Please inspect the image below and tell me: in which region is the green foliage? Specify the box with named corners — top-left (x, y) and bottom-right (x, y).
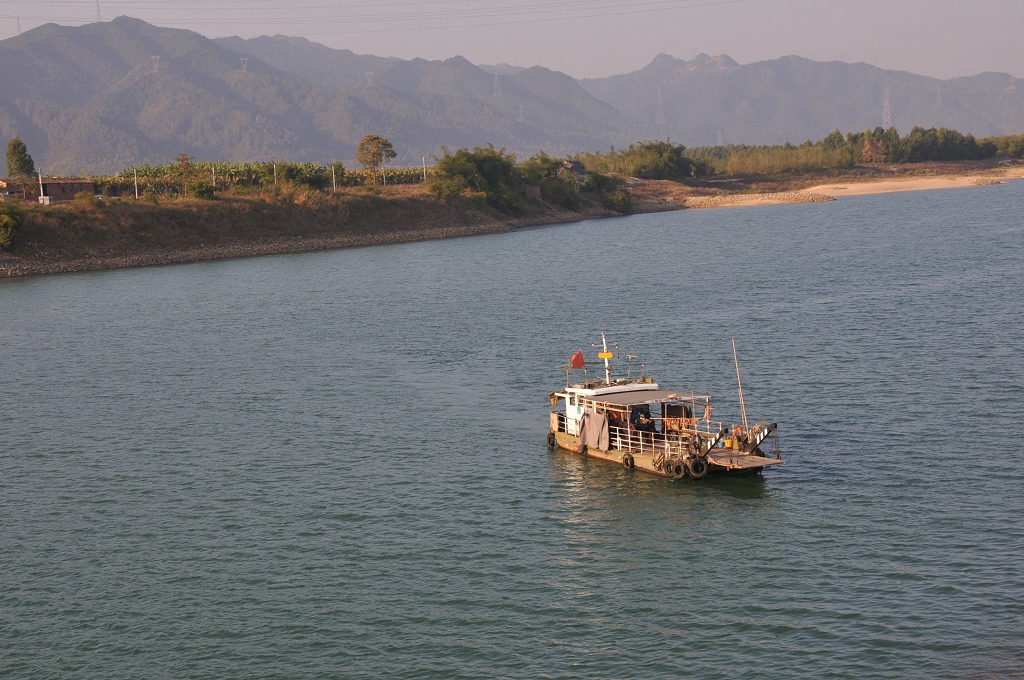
top-left (518, 152), bottom-right (563, 184)
top-left (356, 135), bottom-right (397, 184)
top-left (577, 141), bottom-right (697, 180)
top-left (428, 145), bottom-right (524, 214)
top-left (686, 126), bottom-right (1007, 176)
top-left (986, 135), bottom-right (1024, 158)
top-left (6, 137), bottom-right (36, 177)
top-left (689, 140), bottom-right (854, 175)
top-left (190, 180), bottom-right (217, 200)
top-left (0, 201), bottom-right (21, 249)
top-left (74, 191), bottom-right (102, 208)
top-left (582, 172), bottom-right (632, 213)
top-left (519, 152), bottom-right (581, 210)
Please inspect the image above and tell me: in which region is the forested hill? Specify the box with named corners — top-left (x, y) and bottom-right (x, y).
top-left (580, 53), bottom-right (1024, 146)
top-left (2, 17), bottom-right (1023, 174)
top-left (0, 17), bottom-right (644, 173)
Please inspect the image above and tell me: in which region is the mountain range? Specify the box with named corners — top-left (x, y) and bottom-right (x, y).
top-left (2, 16), bottom-right (1022, 175)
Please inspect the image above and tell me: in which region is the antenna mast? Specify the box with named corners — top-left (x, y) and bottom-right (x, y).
top-left (598, 333), bottom-right (613, 385)
top-left (732, 337), bottom-right (749, 430)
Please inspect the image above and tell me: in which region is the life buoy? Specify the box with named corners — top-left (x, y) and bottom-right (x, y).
top-left (547, 432), bottom-right (556, 449)
top-left (687, 456), bottom-right (708, 480)
top-left (622, 453), bottom-right (635, 469)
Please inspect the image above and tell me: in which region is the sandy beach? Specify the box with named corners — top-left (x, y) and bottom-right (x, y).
top-left (802, 167), bottom-right (1024, 197)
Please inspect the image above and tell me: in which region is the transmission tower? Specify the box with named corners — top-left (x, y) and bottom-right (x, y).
top-left (240, 57), bottom-right (248, 73)
top-left (882, 83), bottom-right (892, 129)
top-left (717, 130), bottom-right (724, 147)
top-left (366, 71), bottom-right (375, 86)
top-left (655, 88), bottom-right (665, 130)
top-left (151, 56), bottom-right (160, 74)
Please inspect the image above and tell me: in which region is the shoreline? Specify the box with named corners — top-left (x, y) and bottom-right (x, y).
top-left (2, 166), bottom-right (1021, 278)
top-left (677, 166), bottom-right (1024, 209)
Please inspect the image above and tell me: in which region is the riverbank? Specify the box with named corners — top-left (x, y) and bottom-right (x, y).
top-left (627, 161), bottom-right (1024, 210)
top-left (2, 162), bottom-right (1021, 278)
top-left (0, 187), bottom-right (614, 278)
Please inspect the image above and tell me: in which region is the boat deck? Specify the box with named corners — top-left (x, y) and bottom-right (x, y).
top-left (706, 451), bottom-right (784, 470)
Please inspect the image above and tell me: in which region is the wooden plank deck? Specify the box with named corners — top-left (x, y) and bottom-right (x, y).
top-left (707, 451), bottom-right (783, 470)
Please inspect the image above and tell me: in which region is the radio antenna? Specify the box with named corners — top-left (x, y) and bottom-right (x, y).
top-left (732, 337), bottom-right (749, 430)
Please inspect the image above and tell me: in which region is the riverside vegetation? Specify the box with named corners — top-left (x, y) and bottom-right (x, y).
top-left (2, 127), bottom-right (1023, 276)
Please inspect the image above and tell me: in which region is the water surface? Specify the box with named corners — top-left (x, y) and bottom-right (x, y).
top-left (2, 184), bottom-right (1023, 678)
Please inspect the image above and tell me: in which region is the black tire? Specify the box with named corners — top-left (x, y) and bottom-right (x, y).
top-left (687, 456), bottom-right (708, 480)
top-left (579, 444), bottom-right (588, 456)
top-left (622, 453), bottom-right (635, 469)
top-left (668, 457), bottom-right (688, 480)
top-left (546, 432), bottom-right (556, 449)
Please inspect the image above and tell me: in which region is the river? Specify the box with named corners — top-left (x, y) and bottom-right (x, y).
top-left (2, 183), bottom-right (1022, 678)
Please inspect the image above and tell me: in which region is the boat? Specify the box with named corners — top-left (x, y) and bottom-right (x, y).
top-left (546, 335), bottom-right (781, 479)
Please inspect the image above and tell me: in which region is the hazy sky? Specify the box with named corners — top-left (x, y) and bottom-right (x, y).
top-left (2, 0), bottom-right (1022, 80)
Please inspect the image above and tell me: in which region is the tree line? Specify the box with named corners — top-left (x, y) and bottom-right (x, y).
top-left (685, 128), bottom-right (1024, 177)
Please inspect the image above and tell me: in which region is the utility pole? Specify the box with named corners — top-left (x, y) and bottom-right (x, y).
top-left (134, 168), bottom-right (138, 199)
top-left (95, 0), bottom-right (101, 23)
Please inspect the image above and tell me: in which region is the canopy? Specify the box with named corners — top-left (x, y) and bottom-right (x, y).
top-left (577, 390), bottom-right (712, 408)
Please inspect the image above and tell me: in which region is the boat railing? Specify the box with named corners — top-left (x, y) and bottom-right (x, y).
top-left (610, 425), bottom-right (697, 457)
top-left (551, 410), bottom-right (744, 457)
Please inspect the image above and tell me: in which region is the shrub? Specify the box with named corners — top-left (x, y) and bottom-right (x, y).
top-left (75, 191), bottom-right (102, 208)
top-left (0, 202), bottom-right (22, 249)
top-left (190, 180), bottom-right (217, 200)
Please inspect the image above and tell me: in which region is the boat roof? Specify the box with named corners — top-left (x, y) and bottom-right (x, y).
top-left (576, 389), bottom-right (712, 407)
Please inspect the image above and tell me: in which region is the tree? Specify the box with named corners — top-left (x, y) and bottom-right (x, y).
top-left (6, 137), bottom-right (35, 177)
top-left (356, 135), bottom-right (396, 185)
top-left (428, 145), bottom-right (523, 214)
top-left (173, 152), bottom-right (196, 197)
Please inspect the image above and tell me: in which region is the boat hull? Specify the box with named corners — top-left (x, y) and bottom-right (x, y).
top-left (550, 431), bottom-right (780, 478)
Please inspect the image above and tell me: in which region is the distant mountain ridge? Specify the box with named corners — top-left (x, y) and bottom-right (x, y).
top-left (1, 17), bottom-right (1022, 174)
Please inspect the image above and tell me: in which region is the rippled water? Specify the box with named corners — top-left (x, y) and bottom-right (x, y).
top-left (2, 184), bottom-right (1023, 678)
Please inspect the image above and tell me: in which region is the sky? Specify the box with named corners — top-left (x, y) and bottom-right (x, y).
top-left (2, 0), bottom-right (1022, 80)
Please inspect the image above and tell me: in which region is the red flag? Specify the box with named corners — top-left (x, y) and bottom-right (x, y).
top-left (570, 350), bottom-right (585, 369)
